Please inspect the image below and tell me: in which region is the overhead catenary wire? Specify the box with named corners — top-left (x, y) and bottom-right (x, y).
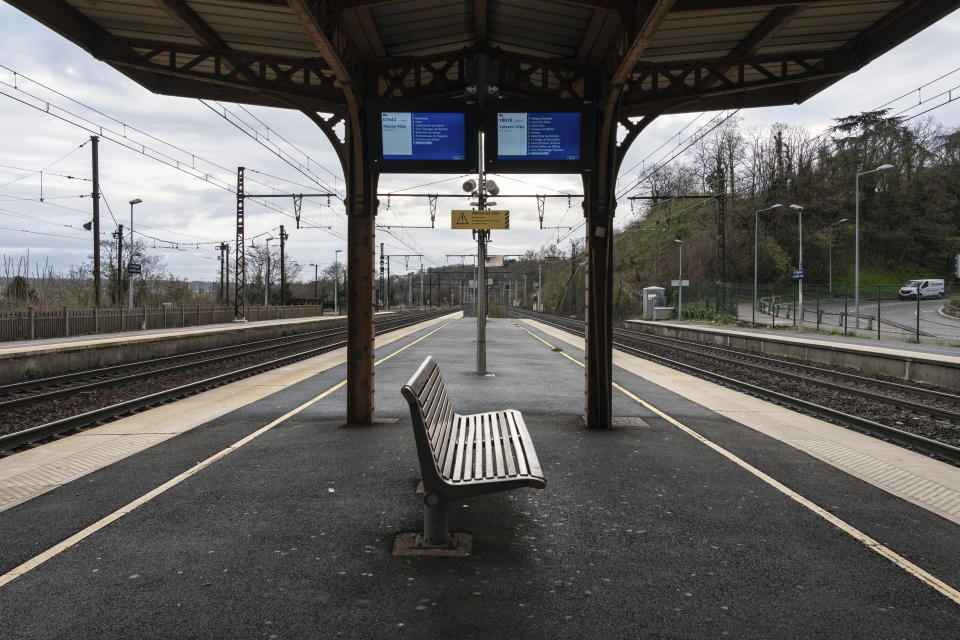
top-left (0, 66), bottom-right (333, 231)
top-left (201, 99), bottom-right (343, 198)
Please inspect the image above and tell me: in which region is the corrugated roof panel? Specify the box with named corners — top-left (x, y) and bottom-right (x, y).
top-left (373, 0), bottom-right (473, 56)
top-left (70, 0), bottom-right (194, 42)
top-left (489, 0), bottom-right (592, 57)
top-left (643, 8), bottom-right (768, 62)
top-left (756, 1), bottom-right (902, 56)
top-left (188, 1), bottom-right (318, 57)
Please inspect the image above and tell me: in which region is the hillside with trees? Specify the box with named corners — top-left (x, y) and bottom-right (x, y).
top-left (612, 110), bottom-right (960, 294)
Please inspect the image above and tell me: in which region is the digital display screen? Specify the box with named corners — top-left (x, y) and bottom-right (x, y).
top-left (497, 112), bottom-right (581, 161)
top-left (381, 112), bottom-right (465, 161)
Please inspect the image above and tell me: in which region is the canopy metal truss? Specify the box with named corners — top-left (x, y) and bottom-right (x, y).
top-left (8, 0), bottom-right (956, 428)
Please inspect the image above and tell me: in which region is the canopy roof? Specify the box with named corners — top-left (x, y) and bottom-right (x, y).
top-left (7, 1), bottom-right (957, 118)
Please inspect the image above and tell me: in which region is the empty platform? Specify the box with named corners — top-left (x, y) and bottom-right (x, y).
top-left (0, 315), bottom-right (958, 638)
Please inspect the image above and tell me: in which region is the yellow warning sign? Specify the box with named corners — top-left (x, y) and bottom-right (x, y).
top-left (451, 209), bottom-right (510, 230)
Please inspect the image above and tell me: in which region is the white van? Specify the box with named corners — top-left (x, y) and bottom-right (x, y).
top-left (898, 278), bottom-right (945, 300)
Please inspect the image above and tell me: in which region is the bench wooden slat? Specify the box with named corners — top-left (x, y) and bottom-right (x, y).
top-left (492, 412), bottom-right (506, 478)
top-left (511, 410), bottom-right (543, 479)
top-left (406, 358), bottom-right (436, 398)
top-left (506, 411), bottom-right (529, 476)
top-left (421, 369), bottom-right (443, 432)
top-left (451, 415), bottom-right (467, 481)
top-left (454, 416), bottom-right (477, 480)
top-left (435, 393), bottom-right (454, 466)
top-left (500, 412), bottom-right (518, 477)
top-left (481, 413), bottom-right (492, 479)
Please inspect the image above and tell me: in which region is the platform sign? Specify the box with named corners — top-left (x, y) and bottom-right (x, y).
top-left (485, 255), bottom-right (504, 267)
top-left (127, 262), bottom-right (142, 274)
top-left (670, 279), bottom-right (689, 286)
top-left (381, 112), bottom-right (465, 161)
top-left (451, 209), bottom-right (510, 230)
top-left (791, 268), bottom-right (805, 281)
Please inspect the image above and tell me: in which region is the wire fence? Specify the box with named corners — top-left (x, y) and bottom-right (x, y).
top-left (0, 304), bottom-right (333, 342)
top-left (533, 278), bottom-right (959, 342)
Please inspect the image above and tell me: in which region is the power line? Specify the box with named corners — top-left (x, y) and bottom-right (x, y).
top-left (201, 100), bottom-right (342, 197)
top-left (0, 66), bottom-right (331, 230)
top-left (617, 109), bottom-right (742, 199)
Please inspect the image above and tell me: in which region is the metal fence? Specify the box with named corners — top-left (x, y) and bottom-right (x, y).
top-left (612, 280), bottom-right (959, 341)
top-left (0, 304), bottom-right (334, 342)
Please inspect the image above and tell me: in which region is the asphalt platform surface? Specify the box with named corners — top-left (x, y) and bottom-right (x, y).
top-left (1, 316), bottom-right (958, 638)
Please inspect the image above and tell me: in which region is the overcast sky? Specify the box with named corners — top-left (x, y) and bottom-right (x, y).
top-left (0, 4), bottom-right (958, 283)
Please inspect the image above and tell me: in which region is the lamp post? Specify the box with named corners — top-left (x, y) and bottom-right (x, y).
top-left (673, 238), bottom-right (683, 320)
top-left (753, 203), bottom-right (783, 325)
top-left (789, 204), bottom-right (804, 331)
top-left (309, 263), bottom-right (318, 300)
top-left (828, 218), bottom-right (848, 294)
top-left (264, 237), bottom-right (274, 306)
top-left (855, 164), bottom-right (893, 329)
top-left (127, 198), bottom-right (142, 310)
top-left (334, 249), bottom-right (342, 315)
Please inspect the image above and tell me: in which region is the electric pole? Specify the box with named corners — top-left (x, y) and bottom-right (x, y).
top-left (113, 224), bottom-right (124, 305)
top-left (379, 242), bottom-right (385, 311)
top-left (90, 135), bottom-right (101, 306)
top-left (279, 225), bottom-right (288, 305)
top-left (222, 243), bottom-right (230, 306)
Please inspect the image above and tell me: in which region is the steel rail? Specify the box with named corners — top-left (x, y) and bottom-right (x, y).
top-left (611, 329), bottom-right (960, 423)
top-left (0, 311), bottom-right (449, 453)
top-left (0, 319), bottom-right (351, 398)
top-left (615, 325), bottom-right (958, 404)
top-left (507, 309), bottom-right (960, 465)
top-left (0, 322), bottom-right (359, 411)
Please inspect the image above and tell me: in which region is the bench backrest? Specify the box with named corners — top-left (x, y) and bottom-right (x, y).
top-left (401, 357), bottom-right (455, 483)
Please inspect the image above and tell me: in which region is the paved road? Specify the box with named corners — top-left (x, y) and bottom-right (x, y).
top-left (738, 298), bottom-right (960, 342)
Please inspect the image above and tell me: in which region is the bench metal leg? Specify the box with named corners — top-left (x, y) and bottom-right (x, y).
top-left (422, 491), bottom-right (451, 547)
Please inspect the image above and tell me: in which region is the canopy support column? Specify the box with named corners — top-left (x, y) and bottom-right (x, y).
top-left (582, 107), bottom-right (619, 430)
top-left (345, 122), bottom-right (379, 425)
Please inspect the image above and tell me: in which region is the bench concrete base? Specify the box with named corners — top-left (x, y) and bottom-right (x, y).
top-left (392, 532), bottom-right (473, 557)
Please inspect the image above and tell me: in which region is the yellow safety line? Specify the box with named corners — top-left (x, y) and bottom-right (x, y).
top-left (0, 318), bottom-right (458, 589)
top-left (512, 320), bottom-right (960, 607)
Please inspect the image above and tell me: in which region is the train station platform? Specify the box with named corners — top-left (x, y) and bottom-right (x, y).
top-left (0, 313), bottom-right (353, 385)
top-left (1, 315), bottom-right (958, 637)
top-left (627, 319), bottom-right (960, 389)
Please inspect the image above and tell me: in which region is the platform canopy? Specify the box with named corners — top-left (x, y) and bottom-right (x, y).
top-left (9, 0), bottom-right (956, 429)
top-left (8, 1), bottom-right (957, 122)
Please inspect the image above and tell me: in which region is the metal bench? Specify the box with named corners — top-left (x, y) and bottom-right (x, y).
top-left (400, 356), bottom-right (546, 549)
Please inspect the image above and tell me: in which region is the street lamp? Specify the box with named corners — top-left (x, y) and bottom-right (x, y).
top-left (334, 249), bottom-right (342, 315)
top-left (674, 238), bottom-right (683, 321)
top-left (855, 164), bottom-right (894, 329)
top-left (309, 263), bottom-right (319, 300)
top-left (828, 218), bottom-right (849, 294)
top-left (128, 198), bottom-right (142, 310)
top-left (264, 236), bottom-right (275, 306)
top-left (753, 203), bottom-right (783, 325)
top-left (789, 204), bottom-right (804, 331)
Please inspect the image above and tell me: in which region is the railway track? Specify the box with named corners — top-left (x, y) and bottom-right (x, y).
top-left (0, 310), bottom-right (449, 453)
top-left (508, 308), bottom-right (960, 465)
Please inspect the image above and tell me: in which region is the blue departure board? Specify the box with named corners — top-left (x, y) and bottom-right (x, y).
top-left (496, 112), bottom-right (582, 161)
top-left (381, 112), bottom-right (466, 161)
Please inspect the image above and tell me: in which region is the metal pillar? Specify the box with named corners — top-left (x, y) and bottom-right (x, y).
top-left (234, 167), bottom-right (246, 320)
top-left (581, 109), bottom-right (617, 429)
top-left (279, 225), bottom-right (288, 305)
top-left (114, 223), bottom-right (123, 304)
top-left (90, 136), bottom-right (101, 307)
top-left (345, 120), bottom-right (377, 424)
